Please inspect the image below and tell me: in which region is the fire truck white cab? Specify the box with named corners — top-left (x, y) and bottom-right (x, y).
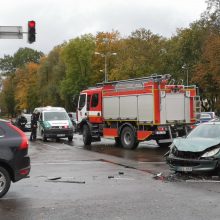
top-left (77, 74), bottom-right (200, 149)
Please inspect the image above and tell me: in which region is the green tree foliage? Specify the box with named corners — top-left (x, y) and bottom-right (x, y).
top-left (110, 28), bottom-right (168, 80)
top-left (166, 21), bottom-right (209, 82)
top-left (0, 48), bottom-right (44, 75)
top-left (61, 34), bottom-right (95, 110)
top-left (38, 45), bottom-right (66, 108)
top-left (13, 47), bottom-right (44, 67)
top-left (1, 75), bottom-right (16, 116)
top-left (201, 0), bottom-right (220, 31)
top-left (0, 55), bottom-right (15, 74)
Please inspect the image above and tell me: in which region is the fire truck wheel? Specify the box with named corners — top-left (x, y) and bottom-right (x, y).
top-left (83, 125), bottom-right (92, 146)
top-left (120, 126), bottom-right (137, 150)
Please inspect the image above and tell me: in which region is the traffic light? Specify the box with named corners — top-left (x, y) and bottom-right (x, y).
top-left (28, 20), bottom-right (36, 43)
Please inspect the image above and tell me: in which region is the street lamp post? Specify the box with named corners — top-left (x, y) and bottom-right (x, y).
top-left (95, 52), bottom-right (117, 82)
top-left (182, 64), bottom-right (189, 86)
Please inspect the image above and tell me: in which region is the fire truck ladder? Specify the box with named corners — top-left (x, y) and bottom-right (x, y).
top-left (194, 96), bottom-right (201, 118)
top-left (97, 74), bottom-right (171, 86)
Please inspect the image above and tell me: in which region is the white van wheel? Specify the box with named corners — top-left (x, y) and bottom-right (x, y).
top-left (42, 132), bottom-right (47, 142)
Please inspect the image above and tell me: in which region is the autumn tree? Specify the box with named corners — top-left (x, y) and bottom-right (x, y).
top-left (14, 62), bottom-right (40, 112)
top-left (192, 33), bottom-right (220, 113)
top-left (110, 28), bottom-right (168, 80)
top-left (92, 31), bottom-right (120, 83)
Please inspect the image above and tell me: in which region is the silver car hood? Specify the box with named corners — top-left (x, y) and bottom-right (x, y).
top-left (173, 138), bottom-right (220, 152)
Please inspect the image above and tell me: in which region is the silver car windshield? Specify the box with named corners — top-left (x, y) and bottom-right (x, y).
top-left (187, 124), bottom-right (220, 139)
top-left (44, 112), bottom-right (69, 121)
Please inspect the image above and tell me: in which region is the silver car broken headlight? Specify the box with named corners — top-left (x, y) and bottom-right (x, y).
top-left (201, 148), bottom-right (220, 158)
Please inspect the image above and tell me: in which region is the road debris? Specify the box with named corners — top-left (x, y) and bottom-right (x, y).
top-left (108, 176), bottom-right (114, 179)
top-left (48, 177), bottom-right (61, 181)
top-left (46, 177), bottom-right (85, 184)
top-left (153, 173), bottom-right (165, 181)
top-left (113, 177), bottom-right (135, 181)
top-left (154, 171), bottom-right (220, 183)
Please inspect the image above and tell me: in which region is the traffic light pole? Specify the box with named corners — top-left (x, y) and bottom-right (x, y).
top-left (0, 21), bottom-right (36, 43)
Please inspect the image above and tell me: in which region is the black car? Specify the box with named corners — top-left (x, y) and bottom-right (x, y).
top-left (14, 114), bottom-right (32, 132)
top-left (0, 119), bottom-right (30, 198)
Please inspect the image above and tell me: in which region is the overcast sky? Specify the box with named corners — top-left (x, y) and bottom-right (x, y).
top-left (0, 0), bottom-right (207, 58)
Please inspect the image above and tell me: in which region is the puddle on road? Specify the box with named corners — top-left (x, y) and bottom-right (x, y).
top-left (80, 142), bottom-right (169, 163)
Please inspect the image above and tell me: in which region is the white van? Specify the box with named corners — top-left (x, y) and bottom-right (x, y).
top-left (33, 106), bottom-right (74, 141)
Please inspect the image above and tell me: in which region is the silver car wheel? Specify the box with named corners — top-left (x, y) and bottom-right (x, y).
top-left (0, 171), bottom-right (7, 193)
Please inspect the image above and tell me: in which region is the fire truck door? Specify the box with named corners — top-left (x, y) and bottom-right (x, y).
top-left (89, 93), bottom-right (102, 122)
top-left (77, 93), bottom-right (90, 123)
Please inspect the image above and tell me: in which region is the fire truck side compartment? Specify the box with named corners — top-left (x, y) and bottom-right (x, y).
top-left (160, 93), bottom-right (191, 124)
top-left (103, 94), bottom-right (154, 122)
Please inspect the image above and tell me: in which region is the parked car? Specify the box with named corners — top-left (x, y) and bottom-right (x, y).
top-left (14, 114), bottom-right (32, 132)
top-left (166, 120), bottom-right (220, 174)
top-left (0, 119), bottom-right (30, 198)
top-left (33, 106), bottom-right (74, 142)
top-left (68, 112), bottom-right (77, 132)
top-left (196, 112), bottom-right (216, 124)
top-left (22, 114), bottom-right (32, 131)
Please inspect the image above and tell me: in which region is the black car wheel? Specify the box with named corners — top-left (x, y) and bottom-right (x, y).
top-left (0, 167), bottom-right (11, 198)
top-left (68, 136), bottom-right (73, 142)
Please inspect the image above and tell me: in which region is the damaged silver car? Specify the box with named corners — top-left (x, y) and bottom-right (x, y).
top-left (166, 120), bottom-right (220, 174)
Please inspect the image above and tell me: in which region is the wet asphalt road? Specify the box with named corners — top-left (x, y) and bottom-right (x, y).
top-left (0, 133), bottom-right (220, 220)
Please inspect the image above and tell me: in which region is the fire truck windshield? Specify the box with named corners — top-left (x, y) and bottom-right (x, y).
top-left (79, 94), bottom-right (86, 110)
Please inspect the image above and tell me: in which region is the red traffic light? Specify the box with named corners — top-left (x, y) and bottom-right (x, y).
top-left (28, 20), bottom-right (36, 44)
top-left (28, 21), bottom-right (35, 28)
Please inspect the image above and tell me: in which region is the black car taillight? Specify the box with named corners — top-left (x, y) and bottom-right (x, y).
top-left (8, 123), bottom-right (29, 150)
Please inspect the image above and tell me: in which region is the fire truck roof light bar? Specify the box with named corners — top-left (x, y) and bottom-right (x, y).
top-left (96, 74), bottom-right (171, 86)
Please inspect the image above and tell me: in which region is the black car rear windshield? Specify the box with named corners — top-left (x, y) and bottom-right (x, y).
top-left (44, 112), bottom-right (69, 121)
top-left (187, 124), bottom-right (220, 139)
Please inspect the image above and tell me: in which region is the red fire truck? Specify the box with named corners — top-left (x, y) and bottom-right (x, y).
top-left (77, 74), bottom-right (200, 149)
